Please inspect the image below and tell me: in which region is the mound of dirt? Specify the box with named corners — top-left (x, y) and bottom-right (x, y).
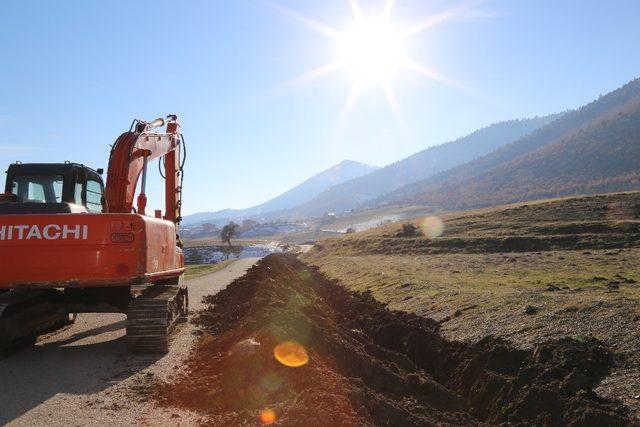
top-left (155, 255), bottom-right (634, 426)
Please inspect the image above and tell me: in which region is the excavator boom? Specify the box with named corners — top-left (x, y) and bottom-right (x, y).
top-left (106, 115), bottom-right (183, 222)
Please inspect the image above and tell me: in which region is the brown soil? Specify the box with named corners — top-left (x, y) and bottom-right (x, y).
top-left (155, 254), bottom-right (635, 426)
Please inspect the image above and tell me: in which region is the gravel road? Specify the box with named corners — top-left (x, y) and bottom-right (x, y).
top-left (0, 257), bottom-right (259, 426)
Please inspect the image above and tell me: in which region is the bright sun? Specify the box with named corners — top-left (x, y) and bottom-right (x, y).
top-left (339, 18), bottom-right (405, 85)
top-left (278, 0), bottom-right (476, 120)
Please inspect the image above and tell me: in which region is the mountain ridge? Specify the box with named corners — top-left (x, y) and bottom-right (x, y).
top-left (275, 114), bottom-right (560, 219)
top-left (381, 78), bottom-right (640, 210)
top-left (182, 159), bottom-right (378, 225)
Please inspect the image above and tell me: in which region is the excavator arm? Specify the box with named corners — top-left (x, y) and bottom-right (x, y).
top-left (105, 115), bottom-right (183, 223)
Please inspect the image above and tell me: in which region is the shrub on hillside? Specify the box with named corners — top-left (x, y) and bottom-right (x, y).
top-left (396, 223), bottom-right (422, 237)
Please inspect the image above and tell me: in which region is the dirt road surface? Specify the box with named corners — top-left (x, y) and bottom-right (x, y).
top-left (0, 257), bottom-right (259, 426)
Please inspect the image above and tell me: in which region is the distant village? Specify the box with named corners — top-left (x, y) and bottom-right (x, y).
top-left (181, 219), bottom-right (308, 240)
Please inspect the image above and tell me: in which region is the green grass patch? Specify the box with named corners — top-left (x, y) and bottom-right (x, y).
top-left (185, 260), bottom-right (234, 279)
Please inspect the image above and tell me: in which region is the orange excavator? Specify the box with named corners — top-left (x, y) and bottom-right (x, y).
top-left (0, 115), bottom-right (187, 353)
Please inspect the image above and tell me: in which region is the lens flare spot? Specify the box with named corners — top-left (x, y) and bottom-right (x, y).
top-left (274, 341), bottom-right (309, 367)
top-left (421, 216), bottom-right (445, 239)
top-left (259, 408), bottom-right (277, 425)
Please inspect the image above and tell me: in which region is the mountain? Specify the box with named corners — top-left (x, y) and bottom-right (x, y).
top-left (382, 78), bottom-right (640, 210)
top-left (182, 160), bottom-right (378, 225)
top-left (277, 115), bottom-right (559, 219)
top-left (180, 208), bottom-right (241, 227)
top-left (252, 160), bottom-right (378, 214)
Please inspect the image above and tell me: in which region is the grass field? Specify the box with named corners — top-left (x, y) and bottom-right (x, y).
top-left (184, 260), bottom-right (235, 279)
top-left (301, 191), bottom-right (640, 415)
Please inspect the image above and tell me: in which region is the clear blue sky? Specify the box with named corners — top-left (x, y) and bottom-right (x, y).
top-left (2, 0), bottom-right (639, 214)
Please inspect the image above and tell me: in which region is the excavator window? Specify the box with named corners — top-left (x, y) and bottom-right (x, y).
top-left (10, 174), bottom-right (64, 203)
top-left (70, 169), bottom-right (105, 212)
top-left (86, 179), bottom-right (103, 213)
top-left (3, 164), bottom-right (105, 214)
top-left (74, 182), bottom-right (83, 205)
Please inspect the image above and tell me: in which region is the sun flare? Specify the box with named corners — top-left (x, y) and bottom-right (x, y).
top-left (339, 18), bottom-right (405, 85)
top-left (277, 0), bottom-right (480, 121)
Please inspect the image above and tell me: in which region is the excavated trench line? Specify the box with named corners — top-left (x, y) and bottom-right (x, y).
top-left (155, 254), bottom-right (635, 426)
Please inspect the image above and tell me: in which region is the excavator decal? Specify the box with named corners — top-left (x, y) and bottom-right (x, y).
top-left (0, 224), bottom-right (89, 240)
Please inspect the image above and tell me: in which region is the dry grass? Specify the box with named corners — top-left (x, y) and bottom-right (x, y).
top-left (301, 191), bottom-right (640, 416)
top-left (315, 192), bottom-right (640, 256)
top-left (184, 260), bottom-right (234, 279)
top-left (303, 249), bottom-right (639, 328)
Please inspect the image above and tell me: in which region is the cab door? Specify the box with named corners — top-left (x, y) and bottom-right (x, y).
top-left (85, 172), bottom-right (104, 213)
top-left (72, 168), bottom-right (105, 213)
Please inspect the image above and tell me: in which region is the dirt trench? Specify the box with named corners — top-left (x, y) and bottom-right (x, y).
top-left (155, 254), bottom-right (635, 426)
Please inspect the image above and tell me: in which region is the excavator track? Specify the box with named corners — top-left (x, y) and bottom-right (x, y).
top-left (126, 284), bottom-right (188, 353)
top-left (0, 290), bottom-right (75, 354)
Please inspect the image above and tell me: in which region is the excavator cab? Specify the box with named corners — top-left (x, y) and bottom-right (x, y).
top-left (1, 163), bottom-right (105, 215)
